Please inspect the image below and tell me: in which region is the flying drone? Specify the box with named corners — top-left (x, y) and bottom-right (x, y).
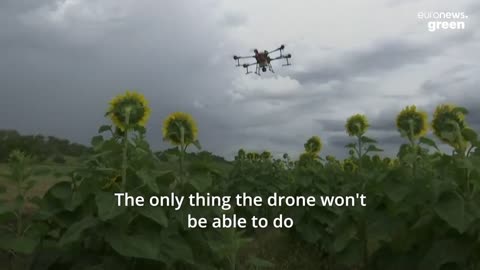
top-left (233, 45), bottom-right (292, 75)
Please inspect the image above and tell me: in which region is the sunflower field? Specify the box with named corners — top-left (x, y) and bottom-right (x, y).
top-left (0, 91), bottom-right (479, 270)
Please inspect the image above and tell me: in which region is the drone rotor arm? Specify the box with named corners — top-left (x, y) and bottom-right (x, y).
top-left (268, 44), bottom-right (286, 55)
top-left (268, 56), bottom-right (285, 62)
top-left (236, 55), bottom-right (256, 59)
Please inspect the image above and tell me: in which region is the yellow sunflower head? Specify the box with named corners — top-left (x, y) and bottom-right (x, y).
top-left (107, 91), bottom-right (150, 131)
top-left (304, 136), bottom-right (322, 154)
top-left (383, 157), bottom-right (392, 167)
top-left (345, 114), bottom-right (369, 137)
top-left (396, 105), bottom-right (429, 139)
top-left (162, 112), bottom-right (198, 146)
top-left (431, 104), bottom-right (467, 147)
top-left (260, 151), bottom-right (272, 160)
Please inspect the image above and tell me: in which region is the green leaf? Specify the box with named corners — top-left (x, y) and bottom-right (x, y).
top-left (419, 239), bottom-right (470, 270)
top-left (91, 135), bottom-right (104, 148)
top-left (452, 106), bottom-right (469, 115)
top-left (189, 173), bottom-right (212, 192)
top-left (419, 137), bottom-right (439, 151)
top-left (440, 131), bottom-right (456, 143)
top-left (46, 181), bottom-right (72, 202)
top-left (335, 239), bottom-right (363, 267)
top-left (0, 234), bottom-right (39, 254)
top-left (294, 221), bottom-right (322, 244)
top-left (136, 170), bottom-right (159, 193)
top-left (345, 143), bottom-right (356, 148)
top-left (0, 203), bottom-right (14, 215)
top-left (96, 192), bottom-right (126, 221)
top-left (192, 140), bottom-right (202, 150)
top-left (456, 158), bottom-right (474, 170)
top-left (247, 256), bottom-right (275, 268)
top-left (98, 125), bottom-right (112, 134)
top-left (360, 136), bottom-right (377, 144)
top-left (105, 231), bottom-right (163, 261)
top-left (366, 145), bottom-right (383, 152)
top-left (136, 206), bottom-right (168, 227)
top-left (462, 128), bottom-right (478, 143)
top-left (0, 185), bottom-right (6, 194)
top-left (383, 179), bottom-right (410, 203)
top-left (58, 217), bottom-right (98, 246)
top-left (105, 229), bottom-right (194, 265)
top-left (333, 223), bottom-right (357, 252)
top-left (434, 191), bottom-right (468, 233)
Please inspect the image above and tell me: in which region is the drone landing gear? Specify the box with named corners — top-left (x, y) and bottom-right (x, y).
top-left (282, 54), bottom-right (292, 67)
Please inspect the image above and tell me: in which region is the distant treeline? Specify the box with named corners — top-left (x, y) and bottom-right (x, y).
top-left (0, 129), bottom-right (90, 162)
top-left (156, 148), bottom-right (229, 164)
top-left (0, 129), bottom-right (228, 164)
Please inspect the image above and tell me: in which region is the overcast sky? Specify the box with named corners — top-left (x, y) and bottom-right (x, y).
top-left (0, 0), bottom-right (479, 159)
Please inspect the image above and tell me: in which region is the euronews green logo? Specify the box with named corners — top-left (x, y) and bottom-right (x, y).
top-left (418, 11), bottom-right (468, 32)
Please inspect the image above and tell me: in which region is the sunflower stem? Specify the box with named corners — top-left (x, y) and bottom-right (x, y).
top-left (357, 135), bottom-right (363, 159)
top-left (121, 110), bottom-right (131, 192)
top-left (179, 126), bottom-right (185, 185)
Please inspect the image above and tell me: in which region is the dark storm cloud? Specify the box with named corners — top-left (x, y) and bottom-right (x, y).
top-left (294, 32), bottom-right (474, 85)
top-left (419, 70), bottom-right (480, 130)
top-left (0, 0), bottom-right (232, 152)
top-left (0, 0), bottom-right (478, 160)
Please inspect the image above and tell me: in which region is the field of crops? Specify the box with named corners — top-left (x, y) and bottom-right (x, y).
top-left (0, 92), bottom-right (479, 270)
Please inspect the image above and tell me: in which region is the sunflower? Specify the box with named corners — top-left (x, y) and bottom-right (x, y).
top-left (107, 91), bottom-right (150, 131)
top-left (260, 151), bottom-right (272, 160)
top-left (304, 136), bottom-right (322, 154)
top-left (237, 149), bottom-right (246, 160)
top-left (298, 152), bottom-right (316, 166)
top-left (345, 114), bottom-right (369, 137)
top-left (343, 159), bottom-right (357, 173)
top-left (431, 104), bottom-right (467, 147)
top-left (396, 105), bottom-right (429, 139)
top-left (163, 112), bottom-right (198, 146)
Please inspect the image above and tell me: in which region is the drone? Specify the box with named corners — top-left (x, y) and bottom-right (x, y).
top-left (233, 45), bottom-right (292, 75)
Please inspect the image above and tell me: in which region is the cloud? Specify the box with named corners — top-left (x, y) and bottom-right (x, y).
top-left (219, 11), bottom-right (247, 27)
top-left (0, 0), bottom-right (478, 160)
top-left (229, 76), bottom-right (301, 101)
top-left (294, 32), bottom-right (474, 86)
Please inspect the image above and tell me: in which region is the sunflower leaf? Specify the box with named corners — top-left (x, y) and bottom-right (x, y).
top-left (365, 145), bottom-right (383, 153)
top-left (98, 125), bottom-right (112, 134)
top-left (192, 140), bottom-right (202, 150)
top-left (345, 143), bottom-right (356, 149)
top-left (452, 107), bottom-right (469, 115)
top-left (360, 136), bottom-right (377, 144)
top-left (462, 128), bottom-right (478, 143)
top-left (419, 137), bottom-right (439, 151)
